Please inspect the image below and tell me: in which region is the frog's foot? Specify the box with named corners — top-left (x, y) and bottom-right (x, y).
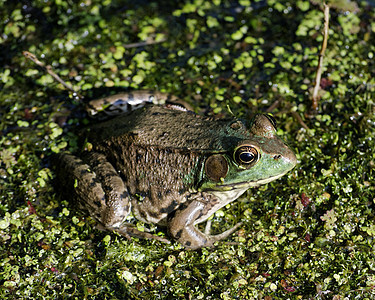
top-left (109, 225), bottom-right (171, 244)
top-left (169, 201), bottom-right (242, 250)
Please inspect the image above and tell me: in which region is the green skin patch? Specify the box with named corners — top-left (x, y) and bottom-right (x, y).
top-left (199, 149), bottom-right (295, 192)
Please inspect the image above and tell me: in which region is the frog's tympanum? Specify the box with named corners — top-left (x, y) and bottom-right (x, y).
top-left (56, 94), bottom-right (297, 249)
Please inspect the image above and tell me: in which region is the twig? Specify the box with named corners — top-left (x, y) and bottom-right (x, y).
top-left (22, 51), bottom-right (84, 99)
top-left (123, 37), bottom-right (167, 49)
top-left (291, 111), bottom-right (309, 130)
top-left (265, 99), bottom-right (281, 113)
top-left (311, 3), bottom-right (330, 111)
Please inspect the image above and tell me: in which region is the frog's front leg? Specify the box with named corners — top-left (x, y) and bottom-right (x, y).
top-left (168, 200), bottom-right (242, 250)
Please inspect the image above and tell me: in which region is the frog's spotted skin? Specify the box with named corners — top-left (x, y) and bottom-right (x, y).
top-left (56, 93), bottom-right (297, 249)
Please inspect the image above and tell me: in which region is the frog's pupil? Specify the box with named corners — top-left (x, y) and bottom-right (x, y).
top-left (240, 152), bottom-right (254, 163)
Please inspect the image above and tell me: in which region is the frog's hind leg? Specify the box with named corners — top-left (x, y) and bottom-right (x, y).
top-left (55, 152), bottom-right (130, 230)
top-left (86, 90), bottom-right (191, 119)
top-left (55, 152), bottom-right (171, 244)
top-left (81, 152), bottom-right (132, 227)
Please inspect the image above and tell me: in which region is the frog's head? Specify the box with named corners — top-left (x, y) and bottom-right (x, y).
top-left (200, 114), bottom-right (297, 192)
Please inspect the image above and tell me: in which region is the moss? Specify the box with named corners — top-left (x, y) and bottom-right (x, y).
top-left (1, 0), bottom-right (375, 298)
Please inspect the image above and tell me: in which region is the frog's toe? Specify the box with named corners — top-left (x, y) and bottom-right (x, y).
top-left (209, 221), bottom-right (243, 242)
top-left (171, 222), bottom-right (243, 250)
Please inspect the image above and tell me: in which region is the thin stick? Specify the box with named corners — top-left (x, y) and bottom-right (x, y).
top-left (291, 111), bottom-right (309, 130)
top-left (22, 51), bottom-right (84, 99)
top-left (311, 3), bottom-right (330, 111)
top-left (265, 99), bottom-right (281, 113)
top-left (123, 37), bottom-right (167, 49)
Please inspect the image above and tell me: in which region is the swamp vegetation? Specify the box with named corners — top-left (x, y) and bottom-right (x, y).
top-left (1, 0), bottom-right (375, 298)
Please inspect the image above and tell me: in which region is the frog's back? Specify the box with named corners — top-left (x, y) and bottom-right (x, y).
top-left (86, 105), bottom-right (251, 152)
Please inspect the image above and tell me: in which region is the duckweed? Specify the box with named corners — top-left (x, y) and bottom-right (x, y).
top-left (1, 0), bottom-right (375, 298)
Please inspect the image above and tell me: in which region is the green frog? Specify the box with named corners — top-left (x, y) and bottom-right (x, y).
top-left (55, 92), bottom-right (297, 249)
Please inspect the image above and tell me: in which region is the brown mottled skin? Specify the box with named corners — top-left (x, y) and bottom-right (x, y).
top-left (56, 103), bottom-right (297, 249)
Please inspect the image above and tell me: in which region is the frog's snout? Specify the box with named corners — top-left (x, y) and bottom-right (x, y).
top-left (283, 147), bottom-right (297, 169)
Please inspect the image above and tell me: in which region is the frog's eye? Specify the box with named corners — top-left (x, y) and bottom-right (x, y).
top-left (234, 145), bottom-right (259, 167)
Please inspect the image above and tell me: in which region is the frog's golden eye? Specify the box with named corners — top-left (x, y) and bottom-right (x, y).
top-left (234, 145), bottom-right (259, 166)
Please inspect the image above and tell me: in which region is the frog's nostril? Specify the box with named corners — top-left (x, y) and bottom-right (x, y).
top-left (274, 154), bottom-right (282, 160)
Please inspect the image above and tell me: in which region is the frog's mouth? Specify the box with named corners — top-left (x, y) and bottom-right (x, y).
top-left (208, 172), bottom-right (289, 191)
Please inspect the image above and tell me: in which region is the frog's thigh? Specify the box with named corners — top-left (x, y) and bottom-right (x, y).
top-left (168, 200), bottom-right (242, 250)
top-left (83, 152), bottom-right (132, 227)
top-left (58, 152), bottom-right (131, 228)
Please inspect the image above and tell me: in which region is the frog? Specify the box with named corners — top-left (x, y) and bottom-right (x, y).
top-left (55, 92), bottom-right (297, 249)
